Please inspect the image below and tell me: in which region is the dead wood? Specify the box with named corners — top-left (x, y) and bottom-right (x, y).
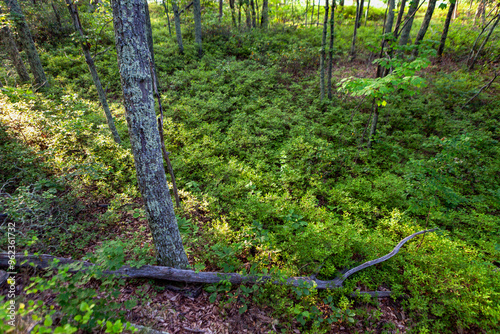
top-left (0, 229), bottom-right (436, 293)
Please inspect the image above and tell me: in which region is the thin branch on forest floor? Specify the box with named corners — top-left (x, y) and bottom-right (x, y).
top-left (461, 71), bottom-right (499, 108)
top-left (0, 229), bottom-right (437, 292)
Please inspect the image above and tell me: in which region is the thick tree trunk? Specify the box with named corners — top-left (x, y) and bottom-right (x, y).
top-left (4, 0), bottom-right (48, 88)
top-left (384, 0), bottom-right (395, 37)
top-left (437, 0), bottom-right (456, 58)
top-left (398, 0), bottom-right (419, 47)
top-left (111, 0), bottom-right (189, 269)
top-left (328, 0), bottom-right (335, 99)
top-left (193, 0), bottom-right (202, 57)
top-left (0, 16), bottom-right (30, 83)
top-left (65, 0), bottom-right (121, 144)
top-left (261, 0), bottom-right (268, 28)
top-left (412, 0), bottom-right (437, 56)
top-left (161, 0), bottom-right (172, 36)
top-left (320, 0), bottom-right (330, 101)
top-left (350, 0), bottom-right (360, 59)
top-left (394, 0), bottom-right (406, 33)
top-left (357, 0), bottom-right (364, 28)
top-left (171, 0), bottom-right (184, 54)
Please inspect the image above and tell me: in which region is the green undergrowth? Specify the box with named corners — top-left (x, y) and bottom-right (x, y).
top-left (1, 3), bottom-right (500, 333)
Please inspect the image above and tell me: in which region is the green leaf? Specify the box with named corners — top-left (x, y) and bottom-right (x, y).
top-left (239, 304), bottom-right (248, 314)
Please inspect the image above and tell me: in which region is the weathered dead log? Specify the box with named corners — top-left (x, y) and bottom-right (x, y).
top-left (0, 229), bottom-right (436, 291)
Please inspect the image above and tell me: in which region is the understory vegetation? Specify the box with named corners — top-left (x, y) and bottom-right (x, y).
top-left (1, 0), bottom-right (499, 333)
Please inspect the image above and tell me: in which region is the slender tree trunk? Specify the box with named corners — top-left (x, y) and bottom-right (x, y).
top-left (171, 0), bottom-right (184, 54)
top-left (219, 0), bottom-right (223, 22)
top-left (469, 13), bottom-right (500, 70)
top-left (161, 0), bottom-right (172, 36)
top-left (193, 0), bottom-right (202, 57)
top-left (350, 0), bottom-right (360, 59)
top-left (474, 0), bottom-right (485, 25)
top-left (339, 0), bottom-right (344, 11)
top-left (357, 0), bottom-right (364, 28)
top-left (412, 0), bottom-right (437, 56)
top-left (311, 0), bottom-right (315, 25)
top-left (4, 0), bottom-right (48, 88)
top-left (261, 0), bottom-right (268, 28)
top-left (251, 0), bottom-right (257, 27)
top-left (229, 0), bottom-right (237, 26)
top-left (317, 0), bottom-right (320, 26)
top-left (238, 1), bottom-right (242, 29)
top-left (398, 0), bottom-right (419, 47)
top-left (0, 15), bottom-right (30, 83)
top-left (320, 0), bottom-right (330, 100)
top-left (245, 4), bottom-right (251, 28)
top-left (51, 1), bottom-right (62, 28)
top-left (394, 0), bottom-right (406, 33)
top-left (452, 0), bottom-right (458, 19)
top-left (144, 0), bottom-right (160, 89)
top-left (111, 0), bottom-right (189, 269)
top-left (305, 0), bottom-right (309, 25)
top-left (328, 0), bottom-right (335, 99)
top-left (65, 0), bottom-right (121, 144)
top-left (364, 0), bottom-right (370, 26)
top-left (437, 0), bottom-right (456, 58)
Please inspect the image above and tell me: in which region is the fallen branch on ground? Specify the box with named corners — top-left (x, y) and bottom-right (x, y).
top-left (0, 229), bottom-right (436, 293)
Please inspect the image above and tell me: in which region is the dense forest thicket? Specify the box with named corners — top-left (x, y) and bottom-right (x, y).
top-left (0, 0), bottom-right (499, 333)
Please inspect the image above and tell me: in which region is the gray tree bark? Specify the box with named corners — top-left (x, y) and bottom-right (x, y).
top-left (320, 0), bottom-right (330, 100)
top-left (305, 0), bottom-right (309, 25)
top-left (261, 0), bottom-right (268, 28)
top-left (3, 0), bottom-right (48, 88)
top-left (144, 1), bottom-right (160, 89)
top-left (229, 0), bottom-right (237, 26)
top-left (398, 0), bottom-right (419, 47)
top-left (219, 0), bottom-right (223, 22)
top-left (0, 11), bottom-right (30, 83)
top-left (437, 0), bottom-right (456, 58)
top-left (193, 0), bottom-right (202, 57)
top-left (311, 0), bottom-right (315, 25)
top-left (469, 13), bottom-right (500, 70)
top-left (327, 0), bottom-right (335, 99)
top-left (111, 0), bottom-right (189, 269)
top-left (65, 0), bottom-right (121, 144)
top-left (364, 0), bottom-right (370, 26)
top-left (171, 0), bottom-right (184, 54)
top-left (394, 0), bottom-right (406, 33)
top-left (412, 0), bottom-right (437, 56)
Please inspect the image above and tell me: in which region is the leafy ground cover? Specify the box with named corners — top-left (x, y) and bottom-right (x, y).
top-left (1, 2), bottom-right (499, 333)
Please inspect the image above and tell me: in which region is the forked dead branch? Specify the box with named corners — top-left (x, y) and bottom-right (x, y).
top-left (0, 228), bottom-right (436, 293)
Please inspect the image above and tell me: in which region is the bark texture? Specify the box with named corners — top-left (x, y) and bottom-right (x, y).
top-left (66, 0), bottom-right (121, 144)
top-left (398, 0), bottom-right (419, 47)
top-left (171, 0), bottom-right (184, 54)
top-left (320, 0), bottom-right (330, 100)
top-left (394, 0), bottom-right (406, 33)
top-left (412, 0), bottom-right (437, 56)
top-left (437, 0), bottom-right (456, 58)
top-left (0, 17), bottom-right (30, 82)
top-left (4, 0), bottom-right (48, 87)
top-left (111, 0), bottom-right (189, 269)
top-left (193, 0), bottom-right (202, 57)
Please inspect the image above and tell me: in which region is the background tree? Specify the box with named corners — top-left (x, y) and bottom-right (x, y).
top-left (3, 0), bottom-right (48, 88)
top-left (261, 0), bottom-right (268, 28)
top-left (65, 0), bottom-right (121, 144)
top-left (350, 0), bottom-right (361, 59)
top-left (398, 0), bottom-right (419, 48)
top-left (328, 0), bottom-right (335, 99)
top-left (111, 0), bottom-right (190, 269)
top-left (193, 0), bottom-right (202, 57)
top-left (320, 0), bottom-right (330, 100)
top-left (437, 0), bottom-right (457, 59)
top-left (171, 0), bottom-right (184, 54)
top-left (161, 0), bottom-right (172, 36)
top-left (357, 0), bottom-right (364, 28)
top-left (0, 7), bottom-right (30, 83)
top-left (413, 0), bottom-right (437, 56)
